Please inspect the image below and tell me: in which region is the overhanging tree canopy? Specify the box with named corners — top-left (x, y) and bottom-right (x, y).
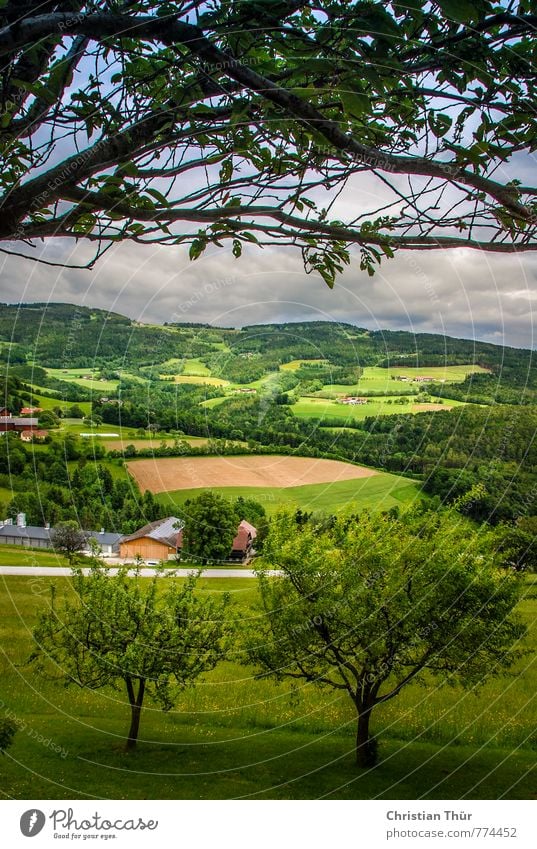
top-left (0, 1), bottom-right (535, 284)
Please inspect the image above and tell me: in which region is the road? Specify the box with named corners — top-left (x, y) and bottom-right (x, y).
top-left (0, 565), bottom-right (279, 578)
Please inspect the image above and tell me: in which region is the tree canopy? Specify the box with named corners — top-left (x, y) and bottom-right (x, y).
top-left (246, 509), bottom-right (525, 766)
top-left (0, 1), bottom-right (535, 284)
top-left (31, 564), bottom-right (231, 749)
top-left (180, 490), bottom-right (238, 564)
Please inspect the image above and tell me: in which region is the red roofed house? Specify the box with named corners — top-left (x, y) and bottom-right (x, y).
top-left (20, 429), bottom-right (49, 442)
top-left (119, 517), bottom-right (257, 563)
top-left (176, 519), bottom-right (257, 563)
top-left (0, 416), bottom-right (38, 433)
top-left (20, 407), bottom-right (42, 415)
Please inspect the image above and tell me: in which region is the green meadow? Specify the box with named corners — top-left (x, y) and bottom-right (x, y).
top-left (0, 574), bottom-right (535, 799)
top-left (46, 368), bottom-right (119, 393)
top-left (315, 365), bottom-right (488, 398)
top-left (291, 395), bottom-right (466, 423)
top-left (157, 471), bottom-right (423, 516)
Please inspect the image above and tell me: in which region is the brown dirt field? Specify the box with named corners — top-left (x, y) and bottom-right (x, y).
top-left (127, 454), bottom-right (378, 493)
top-left (412, 403), bottom-right (453, 412)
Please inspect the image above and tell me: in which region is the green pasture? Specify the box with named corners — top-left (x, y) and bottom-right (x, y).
top-left (200, 396), bottom-right (233, 409)
top-left (174, 375), bottom-right (229, 386)
top-left (46, 368), bottom-right (119, 393)
top-left (157, 471), bottom-right (422, 516)
top-left (317, 365), bottom-right (489, 398)
top-left (291, 395), bottom-right (466, 423)
top-left (20, 388), bottom-right (90, 414)
top-left (0, 574), bottom-right (535, 799)
top-left (182, 357), bottom-right (212, 376)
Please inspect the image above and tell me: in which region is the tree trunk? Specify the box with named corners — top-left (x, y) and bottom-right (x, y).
top-left (125, 677), bottom-right (145, 751)
top-left (356, 708), bottom-right (377, 768)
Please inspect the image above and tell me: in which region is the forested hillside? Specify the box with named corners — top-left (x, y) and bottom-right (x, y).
top-left (0, 302), bottom-right (536, 534)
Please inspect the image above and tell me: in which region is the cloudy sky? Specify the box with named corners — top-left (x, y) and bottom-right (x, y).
top-left (1, 236), bottom-right (536, 349)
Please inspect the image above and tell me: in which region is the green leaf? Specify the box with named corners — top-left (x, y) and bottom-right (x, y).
top-left (145, 188), bottom-right (170, 207)
top-left (428, 112), bottom-right (453, 138)
top-left (189, 239), bottom-right (206, 261)
top-left (437, 0), bottom-right (479, 23)
top-left (10, 77), bottom-right (57, 106)
top-left (340, 90), bottom-right (371, 119)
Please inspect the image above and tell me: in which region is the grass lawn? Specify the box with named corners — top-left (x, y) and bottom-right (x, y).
top-left (0, 546), bottom-right (69, 566)
top-left (291, 395), bottom-right (466, 423)
top-left (0, 575), bottom-right (535, 799)
top-left (157, 471), bottom-right (423, 516)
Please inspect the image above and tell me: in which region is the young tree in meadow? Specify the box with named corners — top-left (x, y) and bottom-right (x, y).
top-left (31, 565), bottom-right (232, 750)
top-left (180, 491), bottom-right (238, 565)
top-left (50, 520), bottom-right (87, 563)
top-left (246, 509), bottom-right (525, 767)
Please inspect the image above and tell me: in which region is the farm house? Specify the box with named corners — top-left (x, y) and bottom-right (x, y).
top-left (119, 517), bottom-right (182, 561)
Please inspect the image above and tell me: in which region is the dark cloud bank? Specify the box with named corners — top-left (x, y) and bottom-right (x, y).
top-left (1, 240), bottom-right (535, 348)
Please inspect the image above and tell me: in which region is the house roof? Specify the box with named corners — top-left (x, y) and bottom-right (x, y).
top-left (21, 429), bottom-right (48, 438)
top-left (20, 407), bottom-right (42, 414)
top-left (176, 519), bottom-right (257, 552)
top-left (0, 525), bottom-right (121, 546)
top-left (120, 516), bottom-right (183, 549)
top-left (233, 520), bottom-right (257, 550)
top-left (0, 417), bottom-right (38, 426)
top-left (0, 525), bottom-right (51, 541)
top-left (86, 530), bottom-right (122, 546)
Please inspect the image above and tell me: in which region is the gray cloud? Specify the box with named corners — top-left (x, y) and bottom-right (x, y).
top-left (0, 238), bottom-right (536, 349)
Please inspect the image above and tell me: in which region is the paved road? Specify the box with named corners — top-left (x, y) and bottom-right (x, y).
top-left (0, 565), bottom-right (279, 578)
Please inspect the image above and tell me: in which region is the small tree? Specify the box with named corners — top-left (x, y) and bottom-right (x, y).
top-left (50, 521), bottom-right (87, 563)
top-left (31, 565), bottom-right (231, 750)
top-left (180, 492), bottom-right (238, 565)
top-left (246, 510), bottom-right (525, 767)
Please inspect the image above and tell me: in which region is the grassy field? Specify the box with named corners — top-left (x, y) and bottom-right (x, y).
top-left (182, 357), bottom-right (212, 376)
top-left (0, 574), bottom-right (535, 799)
top-left (173, 375), bottom-right (229, 386)
top-left (200, 396), bottom-right (234, 409)
top-left (316, 365), bottom-right (489, 399)
top-left (46, 368), bottom-right (119, 393)
top-left (22, 390), bottom-right (92, 415)
top-left (0, 546), bottom-right (69, 566)
top-left (157, 471), bottom-right (422, 516)
top-left (291, 395), bottom-right (466, 423)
